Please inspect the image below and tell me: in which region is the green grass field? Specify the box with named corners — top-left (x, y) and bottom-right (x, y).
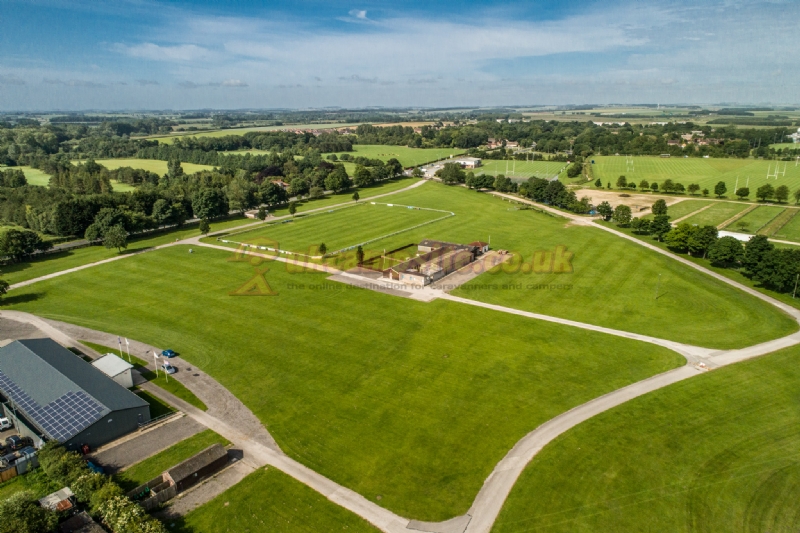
top-left (91, 158), bottom-right (214, 175)
top-left (772, 210), bottom-right (800, 241)
top-left (115, 429), bottom-right (228, 491)
top-left (473, 160), bottom-right (567, 180)
top-left (329, 145), bottom-right (464, 167)
top-left (592, 156), bottom-right (800, 195)
top-left (80, 341), bottom-right (207, 411)
top-left (227, 202), bottom-right (450, 254)
top-left (723, 205), bottom-right (786, 233)
top-left (342, 184), bottom-right (795, 349)
top-left (0, 469), bottom-right (60, 502)
top-left (493, 343), bottom-right (800, 533)
top-left (771, 142), bottom-right (800, 151)
top-left (3, 244), bottom-right (684, 520)
top-left (17, 166), bottom-right (51, 187)
top-left (0, 216), bottom-right (254, 286)
top-left (682, 201), bottom-right (751, 227)
top-left (649, 199), bottom-right (713, 221)
top-left (172, 467), bottom-right (380, 533)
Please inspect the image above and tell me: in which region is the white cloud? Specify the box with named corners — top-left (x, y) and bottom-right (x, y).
top-left (222, 79), bottom-right (248, 87)
top-left (0, 74), bottom-right (25, 86)
top-left (112, 42), bottom-right (214, 62)
top-left (349, 9), bottom-right (367, 19)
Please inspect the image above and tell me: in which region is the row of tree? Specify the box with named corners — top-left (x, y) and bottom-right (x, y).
top-left (603, 199), bottom-right (800, 293)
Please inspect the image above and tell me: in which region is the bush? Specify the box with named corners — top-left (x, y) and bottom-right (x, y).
top-left (0, 491), bottom-right (58, 533)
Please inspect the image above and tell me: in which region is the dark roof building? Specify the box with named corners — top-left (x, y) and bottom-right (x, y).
top-left (166, 443), bottom-right (229, 492)
top-left (0, 339), bottom-right (150, 450)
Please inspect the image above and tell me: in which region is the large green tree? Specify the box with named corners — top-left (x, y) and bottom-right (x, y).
top-left (612, 204), bottom-right (632, 226)
top-left (0, 491), bottom-right (58, 533)
top-left (652, 199), bottom-right (668, 216)
top-left (714, 181), bottom-right (727, 198)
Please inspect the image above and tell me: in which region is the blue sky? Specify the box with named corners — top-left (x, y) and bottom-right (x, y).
top-left (0, 0), bottom-right (797, 110)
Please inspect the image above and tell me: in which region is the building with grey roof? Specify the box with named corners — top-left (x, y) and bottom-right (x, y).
top-left (0, 339), bottom-right (150, 451)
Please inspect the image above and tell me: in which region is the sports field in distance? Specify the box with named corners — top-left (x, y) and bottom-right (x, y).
top-left (4, 244), bottom-right (684, 520)
top-left (682, 201), bottom-right (751, 227)
top-left (723, 205), bottom-right (786, 233)
top-left (473, 160), bottom-right (567, 180)
top-left (173, 468), bottom-right (380, 533)
top-left (226, 201), bottom-right (451, 254)
top-left (592, 156), bottom-right (800, 194)
top-left (493, 343), bottom-right (800, 533)
top-left (17, 166), bottom-right (51, 186)
top-left (357, 184), bottom-right (796, 349)
top-left (327, 145), bottom-right (464, 167)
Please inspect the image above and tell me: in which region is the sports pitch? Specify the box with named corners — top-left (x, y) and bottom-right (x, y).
top-left (91, 158), bottom-right (215, 175)
top-left (724, 205), bottom-right (786, 233)
top-left (225, 201), bottom-right (452, 255)
top-left (592, 156), bottom-right (800, 194)
top-left (473, 159), bottom-right (568, 180)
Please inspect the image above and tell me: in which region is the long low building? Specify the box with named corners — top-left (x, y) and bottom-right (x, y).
top-left (386, 240), bottom-right (489, 286)
top-left (0, 339), bottom-right (150, 451)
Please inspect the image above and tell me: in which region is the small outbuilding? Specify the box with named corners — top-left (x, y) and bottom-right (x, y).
top-left (39, 487), bottom-right (75, 512)
top-left (165, 443), bottom-right (229, 493)
top-left (91, 354), bottom-right (134, 389)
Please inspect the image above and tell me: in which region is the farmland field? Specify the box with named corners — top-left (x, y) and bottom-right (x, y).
top-left (327, 145), bottom-right (465, 167)
top-left (226, 201), bottom-right (451, 254)
top-left (493, 343), bottom-right (800, 533)
top-left (173, 468), bottom-right (380, 533)
top-left (771, 142), bottom-right (800, 151)
top-left (152, 122), bottom-right (366, 144)
top-left (5, 244), bottom-right (684, 520)
top-left (722, 205), bottom-right (786, 233)
top-left (682, 201), bottom-right (751, 227)
top-left (592, 156), bottom-right (800, 194)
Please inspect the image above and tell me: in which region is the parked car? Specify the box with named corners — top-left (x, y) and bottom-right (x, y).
top-left (161, 349), bottom-right (177, 358)
top-left (0, 417), bottom-right (12, 430)
top-left (5, 435), bottom-right (32, 451)
top-left (161, 362), bottom-right (177, 375)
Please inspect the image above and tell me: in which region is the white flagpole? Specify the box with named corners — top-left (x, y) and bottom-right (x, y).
top-left (124, 338), bottom-right (131, 362)
top-left (153, 352), bottom-right (159, 378)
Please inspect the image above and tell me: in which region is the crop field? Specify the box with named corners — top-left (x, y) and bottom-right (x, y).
top-left (592, 156), bottom-right (800, 194)
top-left (328, 145), bottom-right (464, 167)
top-left (226, 202), bottom-right (450, 255)
top-left (772, 210), bottom-right (800, 241)
top-left (173, 468), bottom-right (380, 533)
top-left (473, 159), bottom-right (567, 180)
top-left (493, 343), bottom-right (800, 533)
top-left (115, 430), bottom-right (228, 491)
top-left (5, 244), bottom-right (685, 520)
top-left (682, 201), bottom-right (751, 227)
top-left (723, 205), bottom-right (786, 233)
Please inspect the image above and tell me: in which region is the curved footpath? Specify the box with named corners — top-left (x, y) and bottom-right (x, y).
top-left (4, 182), bottom-right (800, 533)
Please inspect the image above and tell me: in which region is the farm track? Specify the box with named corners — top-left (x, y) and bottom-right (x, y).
top-left (9, 183), bottom-right (800, 533)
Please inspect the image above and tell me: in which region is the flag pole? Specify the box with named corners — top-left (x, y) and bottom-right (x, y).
top-left (124, 338), bottom-right (131, 363)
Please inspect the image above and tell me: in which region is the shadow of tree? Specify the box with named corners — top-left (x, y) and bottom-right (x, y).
top-left (1, 293), bottom-right (43, 306)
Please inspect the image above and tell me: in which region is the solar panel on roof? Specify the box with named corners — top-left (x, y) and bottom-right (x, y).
top-left (0, 370), bottom-right (105, 442)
